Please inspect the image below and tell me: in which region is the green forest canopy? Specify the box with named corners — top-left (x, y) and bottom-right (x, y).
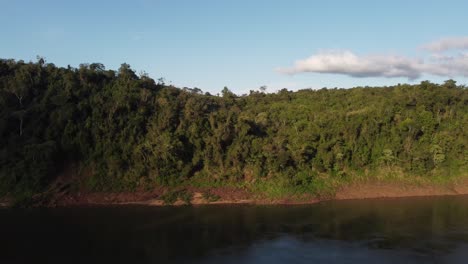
top-left (0, 58), bottom-right (467, 198)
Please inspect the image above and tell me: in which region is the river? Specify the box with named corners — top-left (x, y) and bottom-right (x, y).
top-left (1, 195), bottom-right (468, 263)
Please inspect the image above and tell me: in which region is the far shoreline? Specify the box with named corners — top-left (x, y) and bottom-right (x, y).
top-left (2, 180), bottom-right (468, 208)
top-left (112, 182), bottom-right (468, 207)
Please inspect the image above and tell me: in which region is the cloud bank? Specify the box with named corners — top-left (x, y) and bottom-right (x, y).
top-left (421, 36), bottom-right (468, 52)
top-left (279, 37), bottom-right (468, 80)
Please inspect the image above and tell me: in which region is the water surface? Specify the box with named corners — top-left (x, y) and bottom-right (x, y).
top-left (1, 196), bottom-right (468, 263)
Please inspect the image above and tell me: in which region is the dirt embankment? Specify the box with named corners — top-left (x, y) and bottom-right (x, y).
top-left (334, 181), bottom-right (468, 200)
top-left (2, 180), bottom-right (468, 208)
top-left (54, 180), bottom-right (468, 207)
top-left (50, 186), bottom-right (254, 207)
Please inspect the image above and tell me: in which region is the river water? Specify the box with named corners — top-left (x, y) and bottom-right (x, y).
top-left (1, 195), bottom-right (468, 263)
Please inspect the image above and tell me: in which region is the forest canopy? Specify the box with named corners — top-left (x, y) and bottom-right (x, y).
top-left (0, 58), bottom-right (467, 198)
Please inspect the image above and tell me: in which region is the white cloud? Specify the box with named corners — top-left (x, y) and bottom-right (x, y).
top-left (279, 51), bottom-right (424, 79)
top-left (421, 37), bottom-right (468, 52)
top-left (279, 38), bottom-right (468, 80)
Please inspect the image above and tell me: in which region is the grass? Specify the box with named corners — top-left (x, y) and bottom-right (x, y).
top-left (202, 192), bottom-right (221, 202)
top-left (160, 189), bottom-right (193, 205)
top-left (184, 173), bottom-right (247, 189)
top-left (11, 191), bottom-right (35, 208)
top-left (248, 173), bottom-right (337, 201)
top-left (178, 190), bottom-right (193, 204)
top-left (246, 167), bottom-right (468, 201)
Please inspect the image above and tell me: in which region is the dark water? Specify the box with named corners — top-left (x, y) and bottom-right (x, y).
top-left (2, 196), bottom-right (468, 264)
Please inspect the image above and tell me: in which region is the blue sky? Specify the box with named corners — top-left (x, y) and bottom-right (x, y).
top-left (1, 0), bottom-right (468, 94)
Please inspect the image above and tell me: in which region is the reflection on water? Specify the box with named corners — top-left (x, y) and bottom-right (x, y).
top-left (1, 196), bottom-right (468, 263)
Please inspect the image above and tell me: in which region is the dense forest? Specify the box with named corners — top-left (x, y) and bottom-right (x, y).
top-left (0, 58), bottom-right (467, 201)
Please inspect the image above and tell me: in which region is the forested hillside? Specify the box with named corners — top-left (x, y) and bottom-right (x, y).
top-left (1, 59), bottom-right (467, 200)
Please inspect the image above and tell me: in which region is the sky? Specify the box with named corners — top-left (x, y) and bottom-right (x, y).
top-left (1, 0), bottom-right (468, 94)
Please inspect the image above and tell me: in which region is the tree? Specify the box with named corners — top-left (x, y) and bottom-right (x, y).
top-left (221, 86), bottom-right (235, 98)
top-left (118, 63), bottom-right (137, 80)
top-left (8, 66), bottom-right (34, 108)
top-left (443, 79), bottom-right (456, 89)
top-left (1, 58), bottom-right (467, 201)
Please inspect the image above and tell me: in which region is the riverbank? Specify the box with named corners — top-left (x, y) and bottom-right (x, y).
top-left (3, 179), bottom-right (468, 208)
top-left (335, 180), bottom-right (468, 200)
top-left (2, 177), bottom-right (468, 208)
top-left (138, 180), bottom-right (468, 206)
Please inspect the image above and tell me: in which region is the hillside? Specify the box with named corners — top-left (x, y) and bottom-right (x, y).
top-left (1, 58), bottom-right (467, 205)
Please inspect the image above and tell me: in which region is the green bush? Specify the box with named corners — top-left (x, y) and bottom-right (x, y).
top-left (202, 192), bottom-right (221, 202)
top-left (160, 189), bottom-right (193, 205)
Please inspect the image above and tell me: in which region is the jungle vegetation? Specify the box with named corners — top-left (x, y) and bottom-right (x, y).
top-left (0, 58), bottom-right (467, 199)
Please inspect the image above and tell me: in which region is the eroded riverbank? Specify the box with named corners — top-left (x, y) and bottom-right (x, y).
top-left (3, 179), bottom-right (468, 208)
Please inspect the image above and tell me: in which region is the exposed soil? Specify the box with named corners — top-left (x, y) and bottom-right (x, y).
top-left (0, 196), bottom-right (12, 208)
top-left (334, 180), bottom-right (468, 200)
top-left (2, 180), bottom-right (468, 208)
top-left (50, 186), bottom-right (254, 207)
top-left (54, 180), bottom-right (468, 207)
